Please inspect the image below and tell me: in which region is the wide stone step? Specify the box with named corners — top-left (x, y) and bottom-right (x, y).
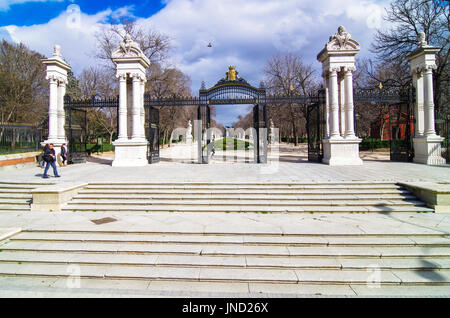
top-left (0, 262), bottom-right (448, 284)
top-left (84, 184), bottom-right (403, 190)
top-left (73, 194), bottom-right (417, 201)
top-left (0, 199), bottom-right (31, 205)
top-left (2, 241), bottom-right (449, 257)
top-left (88, 181), bottom-right (398, 188)
top-left (78, 189), bottom-right (410, 195)
top-left (0, 251), bottom-right (449, 270)
top-left (67, 198), bottom-right (425, 207)
top-left (10, 232), bottom-right (450, 247)
top-left (0, 189), bottom-right (35, 194)
top-left (0, 205), bottom-right (30, 211)
top-left (0, 194), bottom-right (32, 199)
top-left (62, 204), bottom-right (433, 213)
top-left (0, 185), bottom-right (37, 190)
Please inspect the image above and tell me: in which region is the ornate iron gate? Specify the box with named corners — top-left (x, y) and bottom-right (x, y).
top-left (306, 89), bottom-right (325, 162)
top-left (148, 106), bottom-right (160, 164)
top-left (389, 99), bottom-right (414, 162)
top-left (197, 104), bottom-right (211, 163)
top-left (354, 85), bottom-right (414, 162)
top-left (67, 106), bottom-right (87, 164)
top-left (253, 104), bottom-right (267, 163)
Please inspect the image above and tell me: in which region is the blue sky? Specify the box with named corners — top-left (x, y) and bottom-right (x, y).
top-left (0, 0), bottom-right (390, 126)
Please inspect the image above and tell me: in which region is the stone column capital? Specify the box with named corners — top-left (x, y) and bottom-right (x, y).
top-left (422, 65), bottom-right (437, 72)
top-left (131, 73), bottom-right (144, 81)
top-left (46, 75), bottom-right (59, 83)
top-left (343, 66), bottom-right (356, 73)
top-left (327, 67), bottom-right (341, 75)
top-left (117, 72), bottom-right (128, 81)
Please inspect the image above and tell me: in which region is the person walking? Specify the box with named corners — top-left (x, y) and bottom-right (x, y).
top-left (41, 144), bottom-right (49, 168)
top-left (60, 143), bottom-right (67, 166)
top-left (42, 143), bottom-right (60, 179)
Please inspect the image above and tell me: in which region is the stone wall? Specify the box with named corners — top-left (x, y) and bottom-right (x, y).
top-left (0, 152), bottom-right (40, 172)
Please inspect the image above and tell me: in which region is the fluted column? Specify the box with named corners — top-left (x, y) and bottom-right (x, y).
top-left (324, 76), bottom-right (330, 138)
top-left (140, 79), bottom-right (146, 139)
top-left (339, 74), bottom-right (345, 136)
top-left (414, 71), bottom-right (425, 137)
top-left (344, 67), bottom-right (356, 138)
top-left (132, 74), bottom-right (142, 140)
top-left (423, 67), bottom-right (436, 136)
top-left (57, 79), bottom-right (66, 141)
top-left (328, 68), bottom-right (341, 139)
top-left (118, 74), bottom-right (128, 140)
top-left (48, 77), bottom-right (58, 140)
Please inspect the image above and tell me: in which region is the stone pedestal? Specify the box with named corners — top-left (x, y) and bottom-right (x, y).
top-left (323, 138), bottom-right (363, 166)
top-left (413, 136), bottom-right (446, 165)
top-left (112, 140), bottom-right (149, 167)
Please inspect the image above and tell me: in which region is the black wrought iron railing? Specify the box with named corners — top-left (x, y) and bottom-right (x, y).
top-left (0, 124), bottom-right (46, 155)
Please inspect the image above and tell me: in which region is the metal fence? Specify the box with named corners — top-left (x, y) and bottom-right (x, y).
top-left (436, 114), bottom-right (450, 163)
top-left (0, 124), bottom-right (47, 155)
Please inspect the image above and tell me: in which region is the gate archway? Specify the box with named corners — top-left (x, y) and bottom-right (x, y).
top-left (198, 66), bottom-right (267, 164)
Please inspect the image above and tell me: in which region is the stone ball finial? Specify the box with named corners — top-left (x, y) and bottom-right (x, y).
top-left (418, 32), bottom-right (427, 47)
top-left (53, 44), bottom-right (61, 57)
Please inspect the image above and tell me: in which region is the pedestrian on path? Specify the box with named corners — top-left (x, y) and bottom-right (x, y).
top-left (41, 144), bottom-right (49, 168)
top-left (42, 143), bottom-right (60, 179)
top-left (60, 143), bottom-right (67, 166)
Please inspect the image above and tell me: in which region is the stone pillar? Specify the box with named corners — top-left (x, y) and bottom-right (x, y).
top-left (423, 67), bottom-right (436, 136)
top-left (111, 34), bottom-right (150, 167)
top-left (339, 74), bottom-right (346, 137)
top-left (317, 26), bottom-right (362, 165)
top-left (324, 76), bottom-right (330, 138)
top-left (344, 67), bottom-right (356, 139)
top-left (48, 77), bottom-right (59, 141)
top-left (132, 74), bottom-right (142, 140)
top-left (413, 71), bottom-right (425, 137)
top-left (140, 79), bottom-right (146, 139)
top-left (57, 80), bottom-right (66, 141)
top-left (407, 32), bottom-right (445, 165)
top-left (118, 74), bottom-right (128, 140)
top-left (328, 68), bottom-right (341, 139)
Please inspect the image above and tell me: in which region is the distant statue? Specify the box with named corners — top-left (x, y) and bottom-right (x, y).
top-left (186, 120), bottom-right (193, 144)
top-left (418, 32), bottom-right (427, 47)
top-left (119, 34), bottom-right (140, 55)
top-left (330, 26), bottom-right (351, 49)
top-left (226, 66), bottom-right (238, 81)
top-left (53, 45), bottom-right (61, 57)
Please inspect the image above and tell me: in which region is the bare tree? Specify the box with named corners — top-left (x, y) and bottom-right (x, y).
top-left (77, 66), bottom-right (118, 144)
top-left (263, 53), bottom-right (317, 145)
top-left (371, 0), bottom-right (449, 115)
top-left (95, 18), bottom-right (171, 71)
top-left (0, 40), bottom-right (47, 127)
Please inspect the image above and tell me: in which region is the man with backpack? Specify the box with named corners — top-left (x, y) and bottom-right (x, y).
top-left (42, 143), bottom-right (61, 179)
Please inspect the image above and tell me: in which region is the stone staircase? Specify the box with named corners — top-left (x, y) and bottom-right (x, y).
top-left (0, 229), bottom-right (449, 295)
top-left (62, 182), bottom-right (433, 213)
top-left (0, 182), bottom-right (42, 212)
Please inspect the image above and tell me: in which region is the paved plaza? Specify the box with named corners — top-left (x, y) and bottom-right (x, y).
top-left (0, 144), bottom-right (449, 184)
top-left (0, 144), bottom-right (449, 297)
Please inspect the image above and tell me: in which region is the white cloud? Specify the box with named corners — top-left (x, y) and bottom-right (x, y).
top-left (0, 0), bottom-right (64, 11)
top-left (1, 0), bottom-right (388, 95)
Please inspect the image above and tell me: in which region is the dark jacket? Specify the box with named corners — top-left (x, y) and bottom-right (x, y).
top-left (61, 146), bottom-right (67, 157)
top-left (43, 148), bottom-right (56, 163)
